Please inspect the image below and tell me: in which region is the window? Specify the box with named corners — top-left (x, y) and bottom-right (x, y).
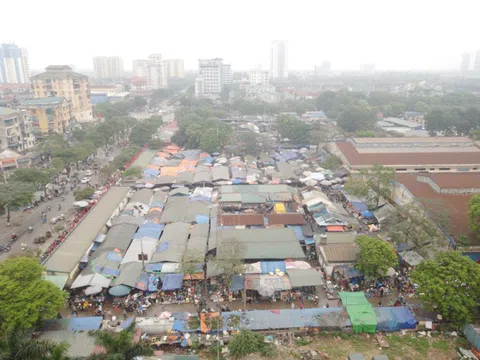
top-left (395, 168), bottom-right (407, 171)
top-left (414, 168), bottom-right (426, 171)
top-left (439, 168), bottom-right (450, 171)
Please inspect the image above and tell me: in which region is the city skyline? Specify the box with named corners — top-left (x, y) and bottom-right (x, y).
top-left (2, 0), bottom-right (479, 72)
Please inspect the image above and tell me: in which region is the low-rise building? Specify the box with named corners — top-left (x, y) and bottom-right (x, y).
top-left (18, 97), bottom-right (72, 134)
top-left (330, 137), bottom-right (480, 173)
top-left (0, 107), bottom-right (34, 151)
top-left (90, 84), bottom-right (124, 95)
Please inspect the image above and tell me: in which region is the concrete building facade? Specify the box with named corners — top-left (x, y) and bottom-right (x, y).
top-left (197, 58), bottom-right (224, 96)
top-left (0, 107), bottom-right (34, 151)
top-left (0, 44), bottom-right (30, 84)
top-left (221, 64), bottom-right (232, 85)
top-left (270, 41), bottom-right (288, 79)
top-left (32, 65), bottom-right (93, 122)
top-left (165, 59), bottom-right (185, 78)
top-left (147, 54), bottom-right (168, 89)
top-left (18, 97), bottom-right (72, 134)
top-left (249, 69), bottom-right (270, 85)
top-left (92, 56), bottom-right (124, 79)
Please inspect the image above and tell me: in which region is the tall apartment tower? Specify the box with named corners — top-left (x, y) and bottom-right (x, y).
top-left (270, 41), bottom-right (288, 79)
top-left (0, 44), bottom-right (30, 84)
top-left (92, 56), bottom-right (124, 78)
top-left (461, 53), bottom-right (471, 73)
top-left (132, 59), bottom-right (148, 78)
top-left (147, 54), bottom-right (168, 89)
top-left (198, 58), bottom-right (224, 94)
top-left (474, 50), bottom-right (480, 72)
top-left (165, 59), bottom-right (185, 78)
top-left (249, 69), bottom-right (270, 85)
top-left (32, 65), bottom-right (93, 122)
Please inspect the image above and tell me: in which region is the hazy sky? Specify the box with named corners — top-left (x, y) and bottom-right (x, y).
top-left (1, 0), bottom-right (478, 71)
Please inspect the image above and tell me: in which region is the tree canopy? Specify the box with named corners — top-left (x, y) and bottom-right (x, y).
top-left (355, 236), bottom-right (398, 278)
top-left (411, 251), bottom-right (480, 326)
top-left (343, 165), bottom-right (395, 209)
top-left (337, 104), bottom-right (377, 133)
top-left (0, 257), bottom-right (66, 331)
top-left (88, 324), bottom-right (153, 360)
top-left (9, 168), bottom-right (53, 193)
top-left (276, 115), bottom-right (310, 144)
top-left (468, 194), bottom-right (480, 239)
top-left (238, 132), bottom-right (262, 156)
top-left (0, 182), bottom-right (36, 223)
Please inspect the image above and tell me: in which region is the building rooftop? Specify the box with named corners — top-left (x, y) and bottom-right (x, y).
top-left (396, 174), bottom-right (475, 242)
top-left (380, 117), bottom-right (422, 128)
top-left (0, 107), bottom-right (19, 117)
top-left (336, 141), bottom-right (480, 166)
top-left (420, 172), bottom-right (480, 189)
top-left (319, 243), bottom-right (359, 263)
top-left (352, 136), bottom-right (472, 144)
top-left (32, 65), bottom-right (88, 80)
top-left (19, 97), bottom-right (66, 106)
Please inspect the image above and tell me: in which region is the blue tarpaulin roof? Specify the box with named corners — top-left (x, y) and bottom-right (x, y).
top-left (230, 275), bottom-right (244, 291)
top-left (351, 201), bottom-right (368, 212)
top-left (146, 263), bottom-right (163, 272)
top-left (162, 273), bottom-right (184, 290)
top-left (374, 307), bottom-right (416, 332)
top-left (135, 273), bottom-right (158, 292)
top-left (334, 266), bottom-right (363, 279)
top-left (260, 261), bottom-right (286, 274)
top-left (360, 210), bottom-right (374, 218)
top-left (287, 225), bottom-right (306, 241)
top-left (133, 224), bottom-right (165, 240)
top-left (107, 251), bottom-right (122, 262)
top-left (68, 317), bottom-right (103, 331)
top-left (195, 215), bottom-right (210, 224)
top-left (304, 237), bottom-right (315, 245)
top-left (119, 317), bottom-right (134, 330)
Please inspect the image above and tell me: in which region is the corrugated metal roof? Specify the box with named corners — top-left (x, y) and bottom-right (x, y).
top-left (267, 213), bottom-right (306, 225)
top-left (44, 187), bottom-right (129, 274)
top-left (319, 244), bottom-right (359, 263)
top-left (353, 137), bottom-right (473, 144)
top-left (287, 268), bottom-right (324, 287)
top-left (219, 214), bottom-right (264, 226)
top-left (130, 188), bottom-right (153, 205)
top-left (212, 165), bottom-right (230, 181)
top-left (160, 197), bottom-right (189, 223)
top-left (151, 222), bottom-right (190, 263)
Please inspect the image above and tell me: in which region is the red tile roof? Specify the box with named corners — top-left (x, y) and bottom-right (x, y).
top-left (396, 174), bottom-right (475, 242)
top-left (218, 214), bottom-right (264, 226)
top-left (266, 214), bottom-right (306, 225)
top-left (336, 141), bottom-right (480, 166)
top-left (423, 173), bottom-right (480, 189)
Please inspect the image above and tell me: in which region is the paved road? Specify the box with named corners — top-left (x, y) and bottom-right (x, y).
top-left (0, 146), bottom-right (122, 260)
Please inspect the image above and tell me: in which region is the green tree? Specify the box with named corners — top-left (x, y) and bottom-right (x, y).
top-left (180, 250), bottom-right (204, 281)
top-left (88, 324), bottom-right (153, 360)
top-left (9, 168), bottom-right (52, 194)
top-left (213, 240), bottom-right (246, 286)
top-left (308, 127), bottom-right (328, 153)
top-left (122, 166), bottom-right (142, 179)
top-left (146, 138), bottom-right (164, 150)
top-left (425, 108), bottom-right (446, 136)
top-left (337, 104), bottom-right (376, 133)
top-left (199, 128), bottom-right (223, 153)
top-left (50, 158), bottom-right (65, 173)
top-left (74, 187), bottom-right (95, 201)
top-left (385, 202), bottom-right (449, 253)
top-left (238, 132), bottom-right (262, 156)
top-left (343, 165), bottom-right (395, 208)
top-left (355, 236), bottom-right (398, 278)
top-left (228, 329), bottom-right (276, 358)
top-left (0, 257), bottom-right (66, 331)
top-left (468, 194), bottom-right (480, 239)
top-left (321, 155), bottom-right (342, 170)
top-left (411, 251), bottom-right (480, 326)
top-left (133, 96), bottom-right (147, 107)
top-left (414, 101), bottom-right (431, 113)
top-left (0, 182), bottom-right (35, 223)
top-left (356, 130), bottom-right (376, 138)
top-left (276, 115), bottom-right (310, 144)
top-left (129, 124), bottom-right (152, 146)
top-left (0, 326), bottom-right (67, 360)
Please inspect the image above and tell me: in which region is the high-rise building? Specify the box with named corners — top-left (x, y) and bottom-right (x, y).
top-left (93, 56), bottom-right (124, 79)
top-left (474, 50), bottom-right (480, 72)
top-left (194, 77), bottom-right (204, 98)
top-left (222, 64), bottom-right (232, 86)
top-left (18, 97), bottom-right (72, 134)
top-left (461, 53), bottom-right (470, 73)
top-left (0, 44), bottom-right (30, 84)
top-left (165, 59), bottom-right (185, 78)
top-left (147, 54), bottom-right (168, 89)
top-left (132, 59), bottom-right (148, 79)
top-left (270, 41), bottom-right (288, 79)
top-left (197, 58), bottom-right (224, 95)
top-left (249, 69), bottom-right (270, 85)
top-left (32, 65), bottom-right (93, 122)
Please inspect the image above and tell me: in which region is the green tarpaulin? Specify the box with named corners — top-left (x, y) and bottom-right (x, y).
top-left (339, 292), bottom-right (377, 333)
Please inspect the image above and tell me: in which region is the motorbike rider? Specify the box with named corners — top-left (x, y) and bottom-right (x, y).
top-left (58, 204), bottom-right (62, 211)
top-left (10, 233), bottom-right (18, 242)
top-left (62, 195), bottom-right (65, 201)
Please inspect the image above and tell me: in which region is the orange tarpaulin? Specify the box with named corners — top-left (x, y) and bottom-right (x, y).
top-left (147, 164), bottom-right (160, 170)
top-left (184, 273), bottom-right (205, 280)
top-left (160, 167), bottom-right (180, 176)
top-left (156, 151), bottom-right (169, 158)
top-left (326, 225), bottom-right (345, 232)
top-left (200, 312), bottom-right (220, 333)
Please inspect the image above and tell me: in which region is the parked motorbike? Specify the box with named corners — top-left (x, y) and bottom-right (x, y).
top-left (10, 233), bottom-right (18, 242)
top-left (0, 244), bottom-right (11, 253)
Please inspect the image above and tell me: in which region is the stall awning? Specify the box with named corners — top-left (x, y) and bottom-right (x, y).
top-left (350, 201), bottom-right (368, 212)
top-left (230, 275), bottom-right (245, 291)
top-left (287, 269), bottom-right (324, 287)
top-left (161, 273), bottom-right (184, 290)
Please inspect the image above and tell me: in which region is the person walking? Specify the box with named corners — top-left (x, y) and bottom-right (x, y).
top-left (291, 302), bottom-right (295, 310)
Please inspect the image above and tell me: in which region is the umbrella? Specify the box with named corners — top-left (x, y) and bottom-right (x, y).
top-left (73, 201), bottom-right (89, 208)
top-left (144, 183), bottom-right (154, 188)
top-left (303, 171), bottom-right (312, 177)
top-left (135, 183), bottom-right (145, 189)
top-left (315, 167), bottom-right (324, 172)
top-left (85, 286), bottom-right (103, 296)
top-left (334, 177), bottom-right (342, 183)
top-left (305, 180), bottom-right (318, 186)
top-left (300, 164), bottom-right (309, 168)
top-left (266, 166), bottom-right (275, 170)
top-left (212, 152), bottom-right (220, 156)
top-left (109, 285), bottom-right (132, 297)
top-left (160, 186), bottom-right (170, 191)
top-left (320, 180), bottom-right (332, 186)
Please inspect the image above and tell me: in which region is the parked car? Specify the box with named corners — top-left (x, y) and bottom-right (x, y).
top-left (81, 177), bottom-right (91, 184)
top-left (84, 169), bottom-right (94, 176)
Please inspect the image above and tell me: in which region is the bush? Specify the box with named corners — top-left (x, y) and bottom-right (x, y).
top-left (74, 187), bottom-right (95, 201)
top-left (228, 329), bottom-right (271, 358)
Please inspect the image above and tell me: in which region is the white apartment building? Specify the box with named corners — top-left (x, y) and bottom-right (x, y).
top-left (133, 59), bottom-right (148, 79)
top-left (270, 41), bottom-right (288, 79)
top-left (0, 44), bottom-right (30, 84)
top-left (249, 69), bottom-right (270, 85)
top-left (147, 54), bottom-right (168, 89)
top-left (0, 107), bottom-right (35, 151)
top-left (222, 64), bottom-right (232, 85)
top-left (93, 56), bottom-right (124, 78)
top-left (195, 77), bottom-right (205, 98)
top-left (165, 59), bottom-right (185, 78)
top-left (198, 58), bottom-right (224, 95)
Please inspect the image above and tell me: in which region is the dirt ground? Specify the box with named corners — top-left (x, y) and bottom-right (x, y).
top-left (197, 332), bottom-right (468, 360)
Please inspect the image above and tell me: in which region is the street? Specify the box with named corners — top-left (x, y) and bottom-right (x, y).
top-left (0, 146), bottom-right (122, 261)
